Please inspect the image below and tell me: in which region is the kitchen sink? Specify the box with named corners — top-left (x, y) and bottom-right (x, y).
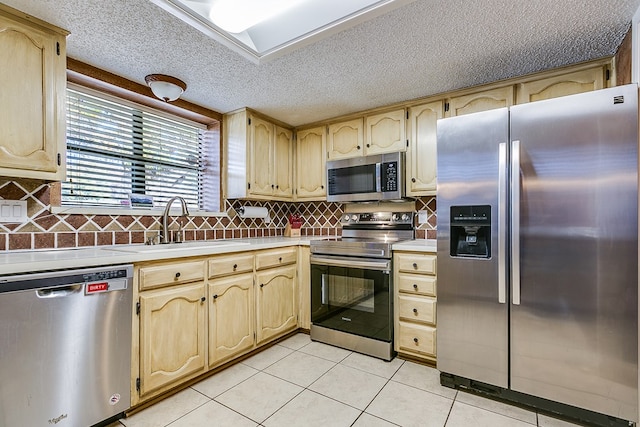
top-left (102, 240), bottom-right (250, 253)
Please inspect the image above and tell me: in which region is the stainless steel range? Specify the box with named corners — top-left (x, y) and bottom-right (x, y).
top-left (310, 210), bottom-right (414, 360)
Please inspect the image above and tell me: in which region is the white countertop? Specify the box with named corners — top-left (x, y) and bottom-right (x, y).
top-left (0, 237), bottom-right (437, 276)
top-left (0, 237), bottom-right (320, 276)
top-left (392, 239), bottom-right (437, 253)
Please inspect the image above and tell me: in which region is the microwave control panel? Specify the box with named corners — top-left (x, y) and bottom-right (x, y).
top-left (382, 161), bottom-right (398, 192)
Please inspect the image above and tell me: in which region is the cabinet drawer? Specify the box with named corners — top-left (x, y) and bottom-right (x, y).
top-left (139, 260), bottom-right (205, 291)
top-left (255, 247), bottom-right (297, 270)
top-left (397, 322), bottom-right (436, 357)
top-left (208, 253), bottom-right (254, 278)
top-left (398, 295), bottom-right (436, 325)
top-left (395, 253), bottom-right (436, 274)
top-left (397, 272), bottom-right (436, 297)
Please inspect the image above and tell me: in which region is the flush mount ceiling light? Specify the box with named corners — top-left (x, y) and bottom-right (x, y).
top-left (149, 0), bottom-right (418, 63)
top-left (144, 74), bottom-right (187, 102)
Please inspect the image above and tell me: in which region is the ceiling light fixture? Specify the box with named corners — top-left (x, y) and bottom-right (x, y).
top-left (209, 0), bottom-right (307, 33)
top-left (144, 74), bottom-right (187, 102)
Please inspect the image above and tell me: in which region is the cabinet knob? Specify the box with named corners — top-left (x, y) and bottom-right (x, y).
top-left (200, 296), bottom-right (206, 302)
top-left (412, 263), bottom-right (418, 269)
top-left (413, 284), bottom-right (418, 290)
top-left (213, 294), bottom-right (218, 300)
top-left (279, 257), bottom-right (282, 262)
top-left (321, 185), bottom-right (324, 189)
top-left (175, 272), bottom-right (181, 279)
top-left (276, 185), bottom-right (279, 189)
top-left (260, 283), bottom-right (264, 288)
top-left (366, 144), bottom-right (370, 148)
top-left (413, 308), bottom-right (418, 314)
top-left (233, 264), bottom-right (238, 270)
top-left (413, 337), bottom-right (419, 343)
top-left (411, 177), bottom-right (416, 183)
top-left (271, 184), bottom-right (275, 189)
top-left (357, 145), bottom-right (361, 150)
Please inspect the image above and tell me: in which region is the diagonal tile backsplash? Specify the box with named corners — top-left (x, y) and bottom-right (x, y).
top-left (0, 178), bottom-right (436, 251)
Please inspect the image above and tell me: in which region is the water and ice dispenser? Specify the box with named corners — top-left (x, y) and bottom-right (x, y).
top-left (450, 205), bottom-right (491, 258)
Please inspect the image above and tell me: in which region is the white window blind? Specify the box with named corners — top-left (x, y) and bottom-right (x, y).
top-left (63, 87), bottom-right (220, 211)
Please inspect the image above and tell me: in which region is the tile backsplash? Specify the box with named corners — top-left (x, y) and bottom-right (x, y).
top-left (0, 178), bottom-right (436, 251)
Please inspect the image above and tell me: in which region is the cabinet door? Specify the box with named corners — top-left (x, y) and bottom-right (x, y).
top-left (249, 116), bottom-right (274, 196)
top-left (328, 118), bottom-right (364, 160)
top-left (448, 86), bottom-right (514, 117)
top-left (295, 127), bottom-right (326, 200)
top-left (139, 283), bottom-right (207, 396)
top-left (209, 273), bottom-right (255, 367)
top-left (364, 109), bottom-right (406, 155)
top-left (517, 66), bottom-right (606, 103)
top-left (273, 125), bottom-right (293, 198)
top-left (0, 13), bottom-right (66, 179)
top-left (256, 265), bottom-right (297, 344)
top-left (406, 101), bottom-right (443, 196)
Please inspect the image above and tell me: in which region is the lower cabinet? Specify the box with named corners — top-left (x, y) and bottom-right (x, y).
top-left (208, 273), bottom-right (255, 367)
top-left (393, 250), bottom-right (438, 363)
top-left (138, 282), bottom-right (207, 396)
top-left (133, 247), bottom-right (299, 406)
top-left (256, 265), bottom-right (298, 345)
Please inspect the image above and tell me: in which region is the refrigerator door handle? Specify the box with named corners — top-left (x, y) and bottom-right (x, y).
top-left (498, 142), bottom-right (507, 304)
top-left (511, 140), bottom-right (521, 305)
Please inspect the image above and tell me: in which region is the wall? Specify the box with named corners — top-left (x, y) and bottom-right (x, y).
top-left (0, 178), bottom-right (436, 251)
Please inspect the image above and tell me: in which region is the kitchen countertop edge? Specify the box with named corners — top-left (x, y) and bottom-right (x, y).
top-left (392, 239), bottom-right (437, 253)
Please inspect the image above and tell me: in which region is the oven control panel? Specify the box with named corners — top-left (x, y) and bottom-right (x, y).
top-left (341, 212), bottom-right (414, 225)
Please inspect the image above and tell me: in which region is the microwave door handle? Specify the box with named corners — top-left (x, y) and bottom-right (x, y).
top-left (376, 163), bottom-right (382, 192)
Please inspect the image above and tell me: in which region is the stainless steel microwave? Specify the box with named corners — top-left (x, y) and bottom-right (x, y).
top-left (326, 152), bottom-right (405, 202)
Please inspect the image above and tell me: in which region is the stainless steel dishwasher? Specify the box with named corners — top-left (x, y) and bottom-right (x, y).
top-left (0, 264), bottom-right (133, 427)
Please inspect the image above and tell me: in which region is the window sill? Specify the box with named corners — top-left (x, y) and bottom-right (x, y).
top-left (50, 206), bottom-right (228, 217)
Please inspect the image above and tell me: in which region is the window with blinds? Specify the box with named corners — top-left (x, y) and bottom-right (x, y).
top-left (63, 87), bottom-right (220, 212)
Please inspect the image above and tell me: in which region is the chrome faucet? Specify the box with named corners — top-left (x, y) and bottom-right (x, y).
top-left (161, 196), bottom-right (190, 244)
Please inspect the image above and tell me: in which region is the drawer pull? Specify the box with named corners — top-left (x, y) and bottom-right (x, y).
top-left (413, 337), bottom-right (419, 343)
top-left (213, 294), bottom-right (218, 300)
top-left (279, 257), bottom-right (282, 262)
top-left (200, 296), bottom-right (206, 302)
top-left (175, 272), bottom-right (181, 279)
top-left (413, 284), bottom-right (418, 290)
top-left (233, 264), bottom-right (238, 270)
top-left (260, 283), bottom-right (264, 288)
top-left (413, 308), bottom-right (418, 314)
top-left (412, 263), bottom-right (418, 269)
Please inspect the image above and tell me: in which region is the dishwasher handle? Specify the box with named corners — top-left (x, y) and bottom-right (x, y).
top-left (36, 284), bottom-right (83, 298)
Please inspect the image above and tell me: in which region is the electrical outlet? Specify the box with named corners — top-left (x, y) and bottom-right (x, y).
top-left (417, 210), bottom-right (428, 224)
top-left (0, 200), bottom-right (27, 223)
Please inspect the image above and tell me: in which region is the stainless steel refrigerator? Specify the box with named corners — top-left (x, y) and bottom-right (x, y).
top-left (436, 84), bottom-right (638, 424)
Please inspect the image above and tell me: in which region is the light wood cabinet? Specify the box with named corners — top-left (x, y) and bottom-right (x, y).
top-left (0, 5), bottom-right (68, 180)
top-left (328, 118), bottom-right (364, 160)
top-left (297, 246), bottom-right (311, 330)
top-left (256, 264), bottom-right (298, 345)
top-left (394, 251), bottom-right (437, 363)
top-left (295, 126), bottom-right (326, 200)
top-left (517, 66), bottom-right (608, 103)
top-left (225, 109), bottom-right (293, 201)
top-left (209, 273), bottom-right (255, 366)
top-left (406, 101), bottom-right (443, 196)
top-left (364, 109), bottom-right (407, 155)
top-left (447, 86), bottom-right (515, 117)
top-left (138, 282), bottom-right (207, 396)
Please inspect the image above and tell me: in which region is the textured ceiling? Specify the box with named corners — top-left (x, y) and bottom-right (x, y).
top-left (5, 0), bottom-right (640, 126)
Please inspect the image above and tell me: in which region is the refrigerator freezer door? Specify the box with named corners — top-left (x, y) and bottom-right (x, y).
top-left (510, 84), bottom-right (638, 421)
top-left (436, 108), bottom-right (509, 388)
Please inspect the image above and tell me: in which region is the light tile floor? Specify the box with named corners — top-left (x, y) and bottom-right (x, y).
top-left (111, 333), bottom-right (587, 427)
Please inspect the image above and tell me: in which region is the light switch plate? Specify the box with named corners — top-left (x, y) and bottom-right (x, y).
top-left (0, 200), bottom-right (27, 223)
top-left (417, 210), bottom-right (428, 224)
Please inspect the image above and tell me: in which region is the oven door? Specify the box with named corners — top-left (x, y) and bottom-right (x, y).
top-left (310, 255), bottom-right (392, 342)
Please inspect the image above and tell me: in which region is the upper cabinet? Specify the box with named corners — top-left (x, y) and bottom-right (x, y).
top-left (0, 4), bottom-right (68, 181)
top-left (364, 109), bottom-right (407, 155)
top-left (225, 109), bottom-right (293, 201)
top-left (447, 86), bottom-right (515, 117)
top-left (295, 126), bottom-right (326, 200)
top-left (327, 118), bottom-right (364, 160)
top-left (516, 65), bottom-right (608, 103)
top-left (406, 101), bottom-right (443, 196)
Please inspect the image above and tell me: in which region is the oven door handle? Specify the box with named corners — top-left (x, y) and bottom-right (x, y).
top-left (310, 255), bottom-right (391, 272)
